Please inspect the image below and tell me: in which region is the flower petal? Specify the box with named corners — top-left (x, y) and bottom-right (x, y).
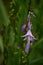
top-left (22, 30), bottom-right (34, 38)
top-left (30, 36), bottom-right (35, 41)
top-left (23, 36), bottom-right (28, 40)
top-left (25, 42), bottom-right (30, 53)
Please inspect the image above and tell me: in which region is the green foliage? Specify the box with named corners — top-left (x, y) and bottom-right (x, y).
top-left (0, 0), bottom-right (43, 65)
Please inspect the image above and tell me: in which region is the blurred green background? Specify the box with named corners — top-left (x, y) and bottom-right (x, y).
top-left (0, 0), bottom-right (43, 65)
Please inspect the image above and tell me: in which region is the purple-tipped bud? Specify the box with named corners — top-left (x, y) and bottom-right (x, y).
top-left (25, 42), bottom-right (30, 53)
top-left (28, 14), bottom-right (30, 22)
top-left (27, 13), bottom-right (32, 29)
top-left (28, 21), bottom-right (32, 29)
top-left (21, 24), bottom-right (26, 32)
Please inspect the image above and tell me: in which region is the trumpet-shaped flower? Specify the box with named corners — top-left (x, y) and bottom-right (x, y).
top-left (22, 30), bottom-right (35, 41)
top-left (25, 42), bottom-right (30, 53)
top-left (21, 24), bottom-right (26, 32)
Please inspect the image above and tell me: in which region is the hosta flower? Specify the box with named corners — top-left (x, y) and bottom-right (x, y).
top-left (21, 11), bottom-right (35, 53)
top-left (21, 24), bottom-right (26, 32)
top-left (22, 30), bottom-right (35, 41)
top-left (28, 13), bottom-right (30, 22)
top-left (28, 21), bottom-right (32, 30)
top-left (27, 12), bottom-right (32, 29)
top-left (25, 42), bottom-right (30, 53)
top-left (22, 30), bottom-right (35, 53)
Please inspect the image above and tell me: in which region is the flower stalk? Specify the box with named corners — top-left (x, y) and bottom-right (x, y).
top-left (21, 11), bottom-right (35, 53)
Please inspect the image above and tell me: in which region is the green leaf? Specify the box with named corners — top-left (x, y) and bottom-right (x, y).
top-left (0, 35), bottom-right (3, 52)
top-left (0, 0), bottom-right (10, 27)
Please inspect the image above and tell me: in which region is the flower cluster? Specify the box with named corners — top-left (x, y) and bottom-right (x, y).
top-left (21, 11), bottom-right (35, 53)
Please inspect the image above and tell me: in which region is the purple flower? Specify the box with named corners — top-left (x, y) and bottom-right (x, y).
top-left (28, 14), bottom-right (30, 22)
top-left (27, 13), bottom-right (32, 29)
top-left (22, 30), bottom-right (35, 53)
top-left (25, 42), bottom-right (30, 53)
top-left (22, 30), bottom-right (34, 39)
top-left (21, 24), bottom-right (26, 32)
top-left (21, 11), bottom-right (35, 53)
top-left (28, 21), bottom-right (32, 29)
